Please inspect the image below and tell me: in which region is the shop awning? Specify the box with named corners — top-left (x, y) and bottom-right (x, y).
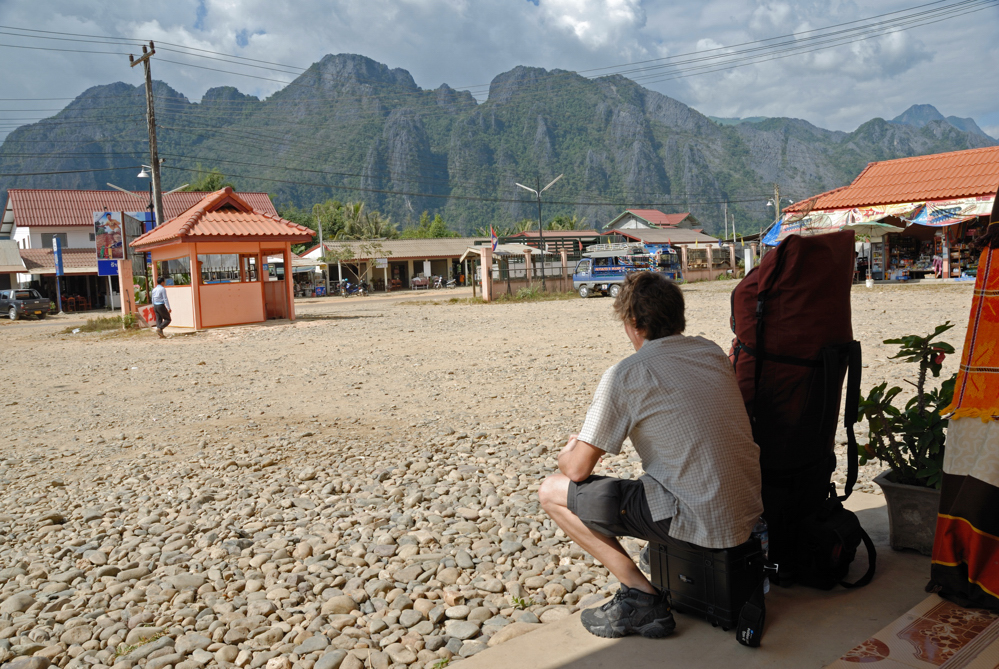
top-left (763, 195), bottom-right (995, 245)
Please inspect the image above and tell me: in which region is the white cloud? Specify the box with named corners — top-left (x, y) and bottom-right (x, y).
top-left (540, 0), bottom-right (646, 48)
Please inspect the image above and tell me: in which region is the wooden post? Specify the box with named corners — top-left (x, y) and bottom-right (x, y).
top-left (561, 249), bottom-right (568, 292)
top-left (284, 246), bottom-right (295, 321)
top-left (481, 247), bottom-right (493, 302)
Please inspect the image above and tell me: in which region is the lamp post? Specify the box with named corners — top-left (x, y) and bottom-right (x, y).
top-left (515, 174), bottom-right (563, 291)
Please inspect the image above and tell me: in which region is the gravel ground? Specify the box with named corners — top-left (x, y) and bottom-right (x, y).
top-left (0, 280), bottom-right (973, 669)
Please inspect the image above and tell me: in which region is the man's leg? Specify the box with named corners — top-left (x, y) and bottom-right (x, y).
top-left (539, 473), bottom-right (656, 594)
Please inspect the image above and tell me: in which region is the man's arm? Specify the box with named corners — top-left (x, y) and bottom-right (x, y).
top-left (558, 435), bottom-right (605, 483)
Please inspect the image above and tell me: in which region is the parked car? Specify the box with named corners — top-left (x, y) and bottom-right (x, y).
top-left (0, 289), bottom-right (51, 320)
top-left (573, 242), bottom-right (682, 298)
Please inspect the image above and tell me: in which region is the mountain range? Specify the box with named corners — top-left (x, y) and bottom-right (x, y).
top-left (0, 53), bottom-right (994, 235)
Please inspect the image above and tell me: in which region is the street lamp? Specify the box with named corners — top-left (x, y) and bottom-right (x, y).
top-left (515, 174), bottom-right (563, 291)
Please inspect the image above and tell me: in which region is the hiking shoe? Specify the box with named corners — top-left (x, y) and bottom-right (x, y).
top-left (580, 585), bottom-right (675, 639)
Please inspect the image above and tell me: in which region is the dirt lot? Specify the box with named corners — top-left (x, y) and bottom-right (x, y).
top-left (0, 279), bottom-right (974, 669)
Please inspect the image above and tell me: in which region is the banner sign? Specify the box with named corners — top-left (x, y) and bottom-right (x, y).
top-left (765, 196), bottom-right (996, 245)
top-left (910, 196), bottom-right (995, 227)
top-left (93, 211), bottom-right (124, 261)
top-left (98, 259), bottom-right (120, 276)
top-left (52, 237), bottom-right (64, 277)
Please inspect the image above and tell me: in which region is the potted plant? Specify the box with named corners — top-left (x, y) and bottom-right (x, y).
top-left (857, 322), bottom-right (956, 555)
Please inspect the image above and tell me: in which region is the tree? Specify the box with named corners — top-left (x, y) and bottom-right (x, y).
top-left (312, 199), bottom-right (347, 240)
top-left (546, 214), bottom-right (588, 231)
top-left (401, 211), bottom-right (460, 238)
top-left (181, 165), bottom-right (234, 192)
top-left (336, 203), bottom-right (399, 240)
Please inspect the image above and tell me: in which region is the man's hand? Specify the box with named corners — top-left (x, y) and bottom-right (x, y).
top-left (558, 435), bottom-right (604, 483)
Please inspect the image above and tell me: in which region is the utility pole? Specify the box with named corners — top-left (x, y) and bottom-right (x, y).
top-left (316, 216), bottom-right (329, 295)
top-left (723, 202), bottom-right (728, 240)
top-left (130, 42), bottom-right (164, 227)
top-left (516, 174), bottom-right (563, 292)
top-left (772, 183), bottom-right (781, 230)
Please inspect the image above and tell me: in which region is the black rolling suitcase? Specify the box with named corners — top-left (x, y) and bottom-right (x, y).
top-left (649, 536), bottom-right (767, 645)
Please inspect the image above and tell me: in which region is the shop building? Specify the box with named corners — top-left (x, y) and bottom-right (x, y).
top-left (129, 188), bottom-right (313, 330)
top-left (302, 238), bottom-right (486, 290)
top-left (767, 145), bottom-right (999, 280)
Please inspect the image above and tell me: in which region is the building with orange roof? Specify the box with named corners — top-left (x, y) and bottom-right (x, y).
top-left (767, 145), bottom-right (999, 280)
top-left (130, 187), bottom-right (313, 330)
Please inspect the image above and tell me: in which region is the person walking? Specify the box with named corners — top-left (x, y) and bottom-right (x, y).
top-left (151, 276), bottom-right (171, 338)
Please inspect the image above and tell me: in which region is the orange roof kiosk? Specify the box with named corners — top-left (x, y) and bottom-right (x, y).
top-left (130, 187), bottom-right (314, 330)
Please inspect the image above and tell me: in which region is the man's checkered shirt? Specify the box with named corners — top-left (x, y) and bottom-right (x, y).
top-left (578, 334), bottom-right (763, 549)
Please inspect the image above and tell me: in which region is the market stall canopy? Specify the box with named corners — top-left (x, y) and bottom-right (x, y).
top-left (765, 145), bottom-right (999, 245)
top-left (842, 221), bottom-right (906, 240)
top-left (130, 187), bottom-right (313, 250)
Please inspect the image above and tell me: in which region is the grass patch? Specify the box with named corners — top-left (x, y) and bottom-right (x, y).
top-left (411, 287), bottom-right (578, 306)
top-left (511, 595), bottom-right (536, 609)
top-left (62, 314), bottom-right (138, 334)
top-left (114, 631), bottom-right (166, 657)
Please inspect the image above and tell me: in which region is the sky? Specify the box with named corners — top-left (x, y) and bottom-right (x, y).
top-left (0, 0), bottom-right (997, 138)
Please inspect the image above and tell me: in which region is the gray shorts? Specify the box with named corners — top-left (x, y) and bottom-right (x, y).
top-left (567, 475), bottom-right (673, 543)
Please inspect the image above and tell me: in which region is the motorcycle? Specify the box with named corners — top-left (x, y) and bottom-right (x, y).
top-left (340, 280), bottom-right (368, 297)
top-left (446, 278), bottom-right (457, 289)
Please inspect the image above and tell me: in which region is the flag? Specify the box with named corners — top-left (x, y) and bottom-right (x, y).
top-left (490, 226), bottom-right (498, 251)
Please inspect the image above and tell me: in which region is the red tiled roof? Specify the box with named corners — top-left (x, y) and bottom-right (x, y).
top-left (622, 210), bottom-right (692, 228)
top-left (5, 188), bottom-right (278, 228)
top-left (21, 247), bottom-right (99, 274)
top-left (131, 187), bottom-right (313, 249)
top-left (795, 146), bottom-right (999, 211)
top-left (783, 186), bottom-right (851, 214)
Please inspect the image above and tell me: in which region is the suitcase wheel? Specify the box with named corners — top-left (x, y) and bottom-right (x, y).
top-left (722, 626), bottom-right (730, 632)
top-left (711, 621), bottom-right (718, 628)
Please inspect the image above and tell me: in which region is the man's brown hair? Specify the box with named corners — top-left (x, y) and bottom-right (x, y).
top-left (613, 271), bottom-right (685, 340)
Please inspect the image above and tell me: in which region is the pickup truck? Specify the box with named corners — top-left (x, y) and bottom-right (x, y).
top-left (0, 289), bottom-right (51, 320)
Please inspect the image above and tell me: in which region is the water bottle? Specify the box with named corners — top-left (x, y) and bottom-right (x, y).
top-left (752, 516), bottom-right (770, 594)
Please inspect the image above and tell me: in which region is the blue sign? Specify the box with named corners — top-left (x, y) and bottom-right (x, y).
top-left (53, 237), bottom-right (64, 277)
top-left (98, 259), bottom-right (120, 276)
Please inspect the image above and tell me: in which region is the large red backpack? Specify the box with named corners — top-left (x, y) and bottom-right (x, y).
top-left (730, 230), bottom-right (873, 588)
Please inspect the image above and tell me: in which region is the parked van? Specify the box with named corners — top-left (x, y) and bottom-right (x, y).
top-left (572, 243), bottom-right (681, 298)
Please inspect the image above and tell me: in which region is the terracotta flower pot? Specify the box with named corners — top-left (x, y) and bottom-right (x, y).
top-left (873, 470), bottom-right (941, 555)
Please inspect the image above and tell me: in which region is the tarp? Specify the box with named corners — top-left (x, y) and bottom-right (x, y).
top-left (764, 195), bottom-right (996, 245)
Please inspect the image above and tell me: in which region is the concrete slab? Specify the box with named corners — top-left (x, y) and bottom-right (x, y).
top-left (461, 492), bottom-right (930, 669)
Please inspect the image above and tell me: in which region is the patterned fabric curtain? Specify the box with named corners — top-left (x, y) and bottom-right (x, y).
top-left (931, 218), bottom-right (999, 610)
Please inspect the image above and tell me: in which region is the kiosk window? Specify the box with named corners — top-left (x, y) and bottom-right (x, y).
top-left (199, 254), bottom-right (241, 284)
top-left (155, 258), bottom-right (191, 286)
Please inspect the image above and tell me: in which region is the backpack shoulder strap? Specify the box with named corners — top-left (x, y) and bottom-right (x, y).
top-left (841, 340), bottom-right (863, 500)
top-left (840, 527), bottom-right (877, 589)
